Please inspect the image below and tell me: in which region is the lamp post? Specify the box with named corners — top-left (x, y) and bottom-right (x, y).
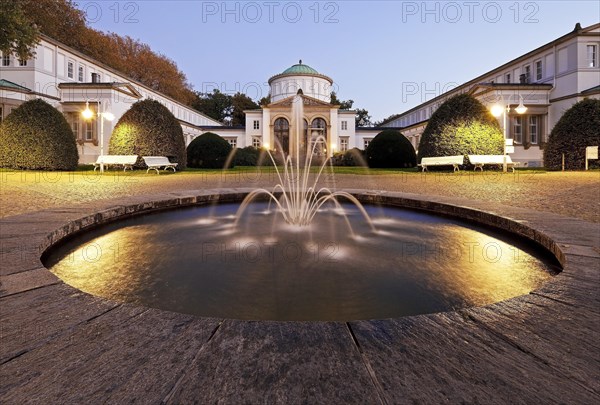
top-left (490, 95), bottom-right (527, 172)
top-left (82, 100), bottom-right (114, 173)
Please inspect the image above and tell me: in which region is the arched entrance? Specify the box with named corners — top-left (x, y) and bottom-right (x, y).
top-left (310, 118), bottom-right (327, 156)
top-left (274, 117), bottom-right (289, 154)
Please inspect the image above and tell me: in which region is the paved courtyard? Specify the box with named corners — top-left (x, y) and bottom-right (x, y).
top-left (0, 169), bottom-right (599, 403)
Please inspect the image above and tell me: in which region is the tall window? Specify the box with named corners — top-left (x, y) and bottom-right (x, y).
top-left (587, 45), bottom-right (597, 68)
top-left (67, 61), bottom-right (74, 78)
top-left (78, 66), bottom-right (84, 82)
top-left (535, 60), bottom-right (543, 81)
top-left (340, 137), bottom-right (349, 152)
top-left (18, 59), bottom-right (27, 66)
top-left (529, 116), bottom-right (538, 144)
top-left (65, 111), bottom-right (96, 142)
top-left (310, 118), bottom-right (327, 156)
top-left (274, 118), bottom-right (289, 154)
top-left (505, 73), bottom-right (511, 83)
top-left (524, 66), bottom-right (531, 83)
top-left (513, 116), bottom-right (523, 144)
top-left (226, 138), bottom-right (237, 148)
top-left (341, 120), bottom-right (348, 131)
top-left (253, 120), bottom-right (260, 130)
top-left (252, 137), bottom-right (261, 148)
top-left (2, 54), bottom-right (9, 66)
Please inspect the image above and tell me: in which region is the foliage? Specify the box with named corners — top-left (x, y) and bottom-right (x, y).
top-left (366, 130), bottom-right (416, 168)
top-left (187, 132), bottom-right (233, 169)
top-left (258, 94), bottom-right (271, 106)
top-left (330, 91), bottom-right (354, 110)
top-left (234, 146), bottom-right (260, 166)
top-left (330, 92), bottom-right (370, 127)
top-left (109, 99), bottom-right (186, 168)
top-left (418, 93), bottom-right (503, 161)
top-left (544, 98), bottom-right (600, 170)
top-left (0, 99), bottom-right (78, 170)
top-left (19, 0), bottom-right (194, 104)
top-left (331, 148), bottom-right (366, 167)
top-left (0, 0), bottom-right (40, 59)
top-left (192, 90), bottom-right (259, 125)
top-left (373, 113), bottom-right (400, 127)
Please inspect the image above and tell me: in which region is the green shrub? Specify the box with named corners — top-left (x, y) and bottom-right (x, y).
top-left (109, 99), bottom-right (186, 169)
top-left (0, 99), bottom-right (79, 170)
top-left (187, 132), bottom-right (234, 169)
top-left (544, 98), bottom-right (600, 170)
top-left (234, 146), bottom-right (260, 166)
top-left (366, 130), bottom-right (416, 168)
top-left (331, 148), bottom-right (367, 167)
top-left (418, 93), bottom-right (503, 162)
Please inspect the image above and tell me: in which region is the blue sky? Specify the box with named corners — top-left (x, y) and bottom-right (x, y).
top-left (83, 1), bottom-right (600, 121)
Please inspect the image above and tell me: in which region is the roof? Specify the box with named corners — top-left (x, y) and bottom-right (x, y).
top-left (0, 79), bottom-right (31, 92)
top-left (282, 60), bottom-right (319, 75)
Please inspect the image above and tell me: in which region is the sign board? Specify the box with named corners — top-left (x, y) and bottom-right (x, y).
top-left (506, 146), bottom-right (515, 154)
top-left (505, 139), bottom-right (514, 146)
top-left (585, 146), bottom-right (598, 170)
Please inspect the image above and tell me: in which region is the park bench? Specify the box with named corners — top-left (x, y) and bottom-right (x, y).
top-left (418, 156), bottom-right (464, 172)
top-left (93, 155), bottom-right (138, 171)
top-left (142, 156), bottom-right (178, 174)
top-left (468, 155), bottom-right (519, 172)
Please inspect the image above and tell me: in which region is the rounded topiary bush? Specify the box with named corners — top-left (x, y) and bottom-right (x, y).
top-left (187, 132), bottom-right (233, 169)
top-left (544, 98), bottom-right (600, 170)
top-left (418, 93), bottom-right (503, 163)
top-left (109, 99), bottom-right (186, 169)
top-left (234, 146), bottom-right (260, 166)
top-left (366, 130), bottom-right (416, 168)
top-left (0, 99), bottom-right (79, 170)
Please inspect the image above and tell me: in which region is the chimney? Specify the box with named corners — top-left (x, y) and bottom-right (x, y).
top-left (91, 73), bottom-right (99, 83)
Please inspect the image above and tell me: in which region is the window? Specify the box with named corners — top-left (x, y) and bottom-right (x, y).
top-left (226, 138), bottom-right (237, 148)
top-left (18, 58), bottom-right (27, 66)
top-left (513, 116), bottom-right (523, 144)
top-left (341, 120), bottom-right (348, 131)
top-left (67, 61), bottom-right (74, 78)
top-left (253, 120), bottom-right (260, 130)
top-left (78, 66), bottom-right (84, 82)
top-left (529, 116), bottom-right (538, 144)
top-left (65, 111), bottom-right (95, 142)
top-left (587, 45), bottom-right (597, 68)
top-left (252, 137), bottom-right (261, 148)
top-left (535, 60), bottom-right (543, 81)
top-left (84, 121), bottom-right (94, 141)
top-left (340, 137), bottom-right (349, 152)
top-left (0, 106), bottom-right (3, 124)
top-left (2, 54), bottom-right (9, 66)
top-left (363, 138), bottom-right (372, 149)
top-left (524, 66), bottom-right (531, 82)
top-left (274, 118), bottom-right (290, 154)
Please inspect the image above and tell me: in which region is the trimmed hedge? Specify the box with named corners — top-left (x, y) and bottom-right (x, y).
top-left (109, 99), bottom-right (186, 169)
top-left (418, 93), bottom-right (503, 162)
top-left (331, 148), bottom-right (367, 167)
top-left (366, 130), bottom-right (416, 168)
top-left (187, 132), bottom-right (233, 169)
top-left (0, 99), bottom-right (79, 170)
top-left (544, 98), bottom-right (600, 170)
top-left (234, 146), bottom-right (260, 166)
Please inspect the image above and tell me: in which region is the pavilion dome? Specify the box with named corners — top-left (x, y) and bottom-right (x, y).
top-left (268, 60), bottom-right (333, 103)
top-left (281, 61), bottom-right (320, 75)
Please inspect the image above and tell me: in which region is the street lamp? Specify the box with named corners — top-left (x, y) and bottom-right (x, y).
top-left (490, 95), bottom-right (527, 172)
top-left (82, 100), bottom-right (114, 173)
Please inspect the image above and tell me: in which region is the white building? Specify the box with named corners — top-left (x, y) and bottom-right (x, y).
top-left (381, 22), bottom-right (600, 167)
top-left (0, 34), bottom-right (222, 163)
top-left (1, 23), bottom-right (598, 166)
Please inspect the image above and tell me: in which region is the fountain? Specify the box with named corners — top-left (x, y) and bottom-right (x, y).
top-left (43, 95), bottom-right (560, 322)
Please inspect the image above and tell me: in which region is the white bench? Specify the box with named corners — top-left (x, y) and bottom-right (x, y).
top-left (93, 155), bottom-right (138, 171)
top-left (418, 155), bottom-right (464, 172)
top-left (142, 156), bottom-right (178, 174)
top-left (468, 155), bottom-right (519, 172)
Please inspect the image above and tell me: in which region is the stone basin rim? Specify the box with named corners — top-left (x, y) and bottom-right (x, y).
top-left (27, 188), bottom-right (570, 322)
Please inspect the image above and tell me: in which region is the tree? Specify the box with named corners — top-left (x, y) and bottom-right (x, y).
top-left (417, 93), bottom-right (503, 161)
top-left (366, 129), bottom-right (416, 168)
top-left (330, 91), bottom-right (354, 110)
top-left (109, 99), bottom-right (187, 168)
top-left (187, 132), bottom-right (233, 169)
top-left (543, 98), bottom-right (600, 170)
top-left (356, 108), bottom-right (372, 127)
top-left (259, 94), bottom-right (271, 106)
top-left (192, 89), bottom-right (232, 123)
top-left (231, 92), bottom-right (260, 126)
top-left (0, 0), bottom-right (40, 59)
top-left (0, 99), bottom-right (78, 170)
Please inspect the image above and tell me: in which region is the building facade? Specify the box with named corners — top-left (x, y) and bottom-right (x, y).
top-left (381, 23), bottom-right (600, 167)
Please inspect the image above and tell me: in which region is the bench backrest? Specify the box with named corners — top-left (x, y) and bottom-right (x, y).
top-left (421, 155), bottom-right (464, 165)
top-left (143, 156), bottom-right (173, 166)
top-left (96, 155), bottom-right (138, 164)
top-left (468, 155), bottom-right (513, 164)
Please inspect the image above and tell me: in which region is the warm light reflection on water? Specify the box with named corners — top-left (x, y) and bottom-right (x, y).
top-left (44, 203), bottom-right (560, 321)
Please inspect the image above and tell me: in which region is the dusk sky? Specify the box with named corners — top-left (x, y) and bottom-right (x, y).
top-left (82, 1), bottom-right (600, 121)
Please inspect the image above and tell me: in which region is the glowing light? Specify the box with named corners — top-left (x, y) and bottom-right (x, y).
top-left (103, 112), bottom-right (115, 122)
top-left (490, 104), bottom-right (504, 117)
top-left (263, 142), bottom-right (270, 149)
top-left (81, 101), bottom-right (94, 120)
top-left (515, 96), bottom-right (528, 114)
